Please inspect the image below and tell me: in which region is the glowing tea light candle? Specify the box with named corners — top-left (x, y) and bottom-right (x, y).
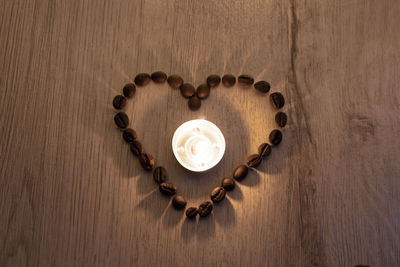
top-left (172, 119), bottom-right (225, 172)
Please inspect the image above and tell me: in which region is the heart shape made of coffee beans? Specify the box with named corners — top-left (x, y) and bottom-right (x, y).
top-left (112, 71), bottom-right (287, 219)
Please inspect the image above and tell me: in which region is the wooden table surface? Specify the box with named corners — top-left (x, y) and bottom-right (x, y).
top-left (1, 0), bottom-right (399, 266)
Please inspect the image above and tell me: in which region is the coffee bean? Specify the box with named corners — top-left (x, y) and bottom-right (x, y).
top-left (188, 95), bottom-right (201, 110)
top-left (222, 74), bottom-right (236, 87)
top-left (180, 83), bottom-right (195, 98)
top-left (275, 112), bottom-right (287, 127)
top-left (153, 166), bottom-right (167, 183)
top-left (196, 83), bottom-right (210, 99)
top-left (114, 112), bottom-right (129, 128)
top-left (270, 92), bottom-right (285, 109)
top-left (172, 195), bottom-right (187, 209)
top-left (151, 71), bottom-right (167, 83)
top-left (130, 140), bottom-right (143, 156)
top-left (211, 187), bottom-right (226, 203)
top-left (185, 207), bottom-right (198, 219)
top-left (134, 73), bottom-right (151, 86)
top-left (139, 152), bottom-right (155, 171)
top-left (233, 165), bottom-right (248, 181)
top-left (254, 81), bottom-right (271, 93)
top-left (112, 95), bottom-right (127, 110)
top-left (247, 154), bottom-right (262, 168)
top-left (269, 129), bottom-right (283, 145)
top-left (221, 178), bottom-right (235, 191)
top-left (159, 182), bottom-right (177, 196)
top-left (198, 201), bottom-right (213, 217)
top-left (123, 83), bottom-right (136, 98)
top-left (238, 74), bottom-right (254, 86)
top-left (206, 74), bottom-right (221, 88)
top-left (122, 128), bottom-right (137, 143)
top-left (258, 143), bottom-right (272, 158)
top-left (167, 74), bottom-right (184, 89)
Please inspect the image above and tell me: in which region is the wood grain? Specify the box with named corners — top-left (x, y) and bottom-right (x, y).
top-left (1, 0), bottom-right (399, 266)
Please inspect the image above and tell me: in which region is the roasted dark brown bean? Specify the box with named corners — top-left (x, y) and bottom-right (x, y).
top-left (153, 166), bottom-right (167, 183)
top-left (159, 182), bottom-right (177, 196)
top-left (167, 74), bottom-right (184, 89)
top-left (114, 112), bottom-right (129, 128)
top-left (258, 143), bottom-right (272, 158)
top-left (196, 83), bottom-right (210, 99)
top-left (123, 83), bottom-right (136, 98)
top-left (139, 152), bottom-right (155, 171)
top-left (222, 74), bottom-right (236, 87)
top-left (198, 201), bottom-right (213, 217)
top-left (180, 83), bottom-right (195, 98)
top-left (246, 154), bottom-right (262, 168)
top-left (185, 207), bottom-right (198, 219)
top-left (238, 74), bottom-right (254, 86)
top-left (122, 128), bottom-right (137, 143)
top-left (134, 73), bottom-right (151, 86)
top-left (206, 74), bottom-right (221, 88)
top-left (275, 112), bottom-right (287, 127)
top-left (151, 71), bottom-right (167, 83)
top-left (112, 95), bottom-right (127, 110)
top-left (188, 96), bottom-right (201, 110)
top-left (172, 195), bottom-right (187, 209)
top-left (254, 81), bottom-right (271, 93)
top-left (221, 178), bottom-right (235, 191)
top-left (233, 165), bottom-right (248, 181)
top-left (270, 92), bottom-right (285, 109)
top-left (269, 129), bottom-right (283, 145)
top-left (130, 140), bottom-right (143, 156)
top-left (211, 187), bottom-right (226, 203)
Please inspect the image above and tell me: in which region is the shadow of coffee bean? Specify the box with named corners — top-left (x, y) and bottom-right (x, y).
top-left (135, 189), bottom-right (170, 220)
top-left (227, 184), bottom-right (243, 200)
top-left (258, 149), bottom-right (287, 176)
top-left (162, 203), bottom-right (184, 228)
top-left (238, 168), bottom-right (261, 187)
top-left (181, 218), bottom-right (198, 244)
top-left (135, 167), bottom-right (158, 195)
top-left (214, 197), bottom-right (236, 226)
top-left (196, 213), bottom-right (216, 242)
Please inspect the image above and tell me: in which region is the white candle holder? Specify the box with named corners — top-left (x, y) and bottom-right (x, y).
top-left (172, 119), bottom-right (225, 172)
